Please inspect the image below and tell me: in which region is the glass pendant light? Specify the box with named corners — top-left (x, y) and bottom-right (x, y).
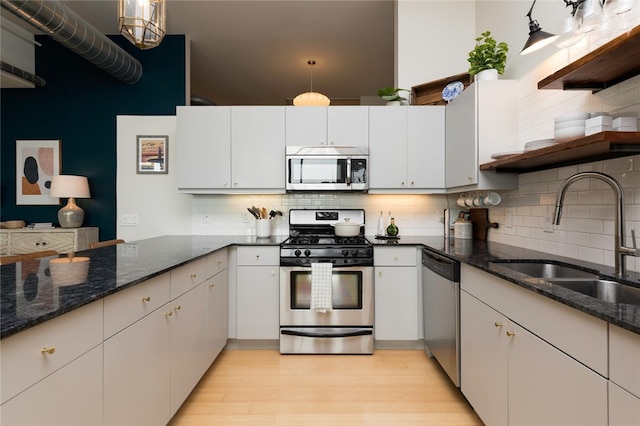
top-left (118, 0), bottom-right (166, 50)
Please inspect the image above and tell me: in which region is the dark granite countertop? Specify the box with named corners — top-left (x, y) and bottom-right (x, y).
top-left (1, 235), bottom-right (283, 339)
top-left (371, 235), bottom-right (640, 335)
top-left (2, 234), bottom-right (639, 339)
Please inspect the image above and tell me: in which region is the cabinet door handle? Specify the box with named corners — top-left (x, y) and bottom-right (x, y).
top-left (256, 254), bottom-right (260, 260)
top-left (209, 283), bottom-right (215, 288)
top-left (41, 347), bottom-right (56, 355)
top-left (164, 311), bottom-right (173, 317)
top-left (190, 273), bottom-right (197, 279)
top-left (494, 322), bottom-right (503, 328)
top-left (506, 331), bottom-right (516, 337)
top-left (401, 181), bottom-right (405, 186)
top-left (174, 305), bottom-right (181, 311)
top-left (217, 260), bottom-right (222, 267)
top-left (141, 296), bottom-right (151, 302)
top-left (410, 181), bottom-right (415, 186)
top-left (271, 270), bottom-right (275, 275)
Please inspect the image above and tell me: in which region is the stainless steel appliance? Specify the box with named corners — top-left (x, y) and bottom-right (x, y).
top-left (285, 146), bottom-right (368, 191)
top-left (422, 246), bottom-right (461, 386)
top-left (280, 209), bottom-right (374, 354)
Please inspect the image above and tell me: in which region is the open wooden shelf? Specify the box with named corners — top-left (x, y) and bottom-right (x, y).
top-left (411, 72), bottom-right (472, 105)
top-left (480, 131), bottom-right (640, 173)
top-left (538, 25), bottom-right (640, 92)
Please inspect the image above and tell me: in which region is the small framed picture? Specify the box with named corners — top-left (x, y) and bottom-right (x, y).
top-left (137, 135), bottom-right (168, 174)
top-left (16, 139), bottom-right (61, 205)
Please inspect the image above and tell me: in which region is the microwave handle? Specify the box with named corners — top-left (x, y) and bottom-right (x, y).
top-left (346, 158), bottom-right (352, 186)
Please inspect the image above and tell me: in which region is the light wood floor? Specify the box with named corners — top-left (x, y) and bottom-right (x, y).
top-left (169, 349), bottom-right (483, 426)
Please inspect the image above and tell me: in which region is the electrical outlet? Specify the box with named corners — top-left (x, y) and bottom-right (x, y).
top-left (241, 212), bottom-right (250, 223)
top-left (544, 215), bottom-right (554, 233)
top-left (122, 214), bottom-right (138, 227)
top-left (506, 211), bottom-right (513, 228)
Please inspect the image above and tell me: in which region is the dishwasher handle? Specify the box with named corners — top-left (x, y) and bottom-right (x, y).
top-left (422, 248), bottom-right (460, 282)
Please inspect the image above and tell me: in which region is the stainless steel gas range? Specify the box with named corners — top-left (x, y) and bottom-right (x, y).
top-left (279, 209), bottom-right (374, 354)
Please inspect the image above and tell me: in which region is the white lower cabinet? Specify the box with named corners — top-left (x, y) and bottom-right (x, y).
top-left (170, 283), bottom-right (208, 416)
top-left (609, 381), bottom-right (640, 426)
top-left (373, 246), bottom-right (419, 341)
top-left (460, 268), bottom-right (608, 426)
top-left (1, 345), bottom-right (103, 426)
top-left (206, 268), bottom-right (229, 360)
top-left (104, 304), bottom-right (172, 426)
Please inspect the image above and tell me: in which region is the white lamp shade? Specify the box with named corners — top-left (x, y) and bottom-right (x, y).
top-left (50, 175), bottom-right (91, 198)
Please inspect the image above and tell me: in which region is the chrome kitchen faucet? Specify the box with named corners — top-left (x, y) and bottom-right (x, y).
top-left (553, 171), bottom-right (639, 277)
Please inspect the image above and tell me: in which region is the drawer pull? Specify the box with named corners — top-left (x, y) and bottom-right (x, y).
top-left (41, 347), bottom-right (56, 355)
top-left (506, 331), bottom-right (516, 337)
top-left (494, 322), bottom-right (503, 328)
top-left (272, 270), bottom-right (275, 275)
top-left (141, 296), bottom-right (151, 302)
top-left (190, 273), bottom-right (197, 279)
top-left (174, 305), bottom-right (181, 311)
top-left (164, 311), bottom-right (173, 317)
top-left (217, 261), bottom-right (222, 267)
top-left (256, 254), bottom-right (260, 260)
top-left (209, 283), bottom-right (215, 288)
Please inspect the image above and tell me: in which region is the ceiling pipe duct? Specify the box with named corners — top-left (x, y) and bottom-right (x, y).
top-left (1, 60), bottom-right (46, 86)
top-left (1, 0), bottom-right (143, 84)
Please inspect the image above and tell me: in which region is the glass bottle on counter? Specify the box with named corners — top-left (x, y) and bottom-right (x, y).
top-left (386, 217), bottom-right (399, 237)
top-left (378, 211), bottom-right (385, 236)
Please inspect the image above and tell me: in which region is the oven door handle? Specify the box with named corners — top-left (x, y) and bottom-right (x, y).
top-left (281, 328), bottom-right (373, 338)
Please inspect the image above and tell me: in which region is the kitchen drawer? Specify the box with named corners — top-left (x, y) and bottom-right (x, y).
top-left (461, 264), bottom-right (608, 377)
top-left (374, 246), bottom-right (417, 266)
top-left (104, 273), bottom-right (171, 339)
top-left (207, 248), bottom-right (228, 278)
top-left (170, 257), bottom-right (208, 299)
top-left (237, 246), bottom-right (279, 266)
top-left (610, 324), bottom-right (640, 398)
top-left (0, 300), bottom-right (103, 404)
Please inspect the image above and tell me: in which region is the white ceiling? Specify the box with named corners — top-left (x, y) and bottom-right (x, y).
top-left (58, 0), bottom-right (395, 106)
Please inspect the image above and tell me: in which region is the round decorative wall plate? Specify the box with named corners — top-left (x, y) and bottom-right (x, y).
top-left (442, 81), bottom-right (464, 102)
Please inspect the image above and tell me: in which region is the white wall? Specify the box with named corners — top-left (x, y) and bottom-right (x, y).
top-left (116, 116), bottom-right (192, 241)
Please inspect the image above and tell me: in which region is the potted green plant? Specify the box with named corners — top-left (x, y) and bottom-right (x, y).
top-left (467, 31), bottom-right (508, 80)
top-left (377, 87), bottom-right (410, 105)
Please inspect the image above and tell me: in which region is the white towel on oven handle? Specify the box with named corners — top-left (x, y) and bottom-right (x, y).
top-left (311, 262), bottom-right (333, 313)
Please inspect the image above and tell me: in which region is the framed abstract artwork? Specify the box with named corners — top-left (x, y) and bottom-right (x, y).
top-left (137, 135), bottom-right (168, 174)
top-left (15, 139), bottom-right (61, 205)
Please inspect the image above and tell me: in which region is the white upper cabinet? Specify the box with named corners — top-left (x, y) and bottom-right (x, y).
top-left (176, 106), bottom-right (231, 191)
top-left (176, 106), bottom-right (285, 193)
top-left (285, 106), bottom-right (369, 147)
top-left (369, 106), bottom-right (445, 192)
top-left (231, 106), bottom-right (285, 192)
top-left (445, 80), bottom-right (518, 191)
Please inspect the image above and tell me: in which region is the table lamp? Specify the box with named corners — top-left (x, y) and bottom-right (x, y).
top-left (49, 175), bottom-right (91, 228)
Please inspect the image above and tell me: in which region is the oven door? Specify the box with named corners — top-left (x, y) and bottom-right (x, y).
top-left (279, 265), bottom-right (373, 327)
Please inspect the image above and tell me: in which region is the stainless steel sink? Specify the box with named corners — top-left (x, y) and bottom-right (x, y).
top-left (548, 279), bottom-right (640, 305)
top-left (490, 261), bottom-right (598, 279)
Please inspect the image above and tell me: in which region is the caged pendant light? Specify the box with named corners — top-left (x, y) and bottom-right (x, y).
top-left (118, 0), bottom-right (166, 50)
top-left (293, 60), bottom-right (331, 106)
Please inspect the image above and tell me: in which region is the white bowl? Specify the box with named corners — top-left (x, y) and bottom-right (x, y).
top-left (554, 112), bottom-right (590, 123)
top-left (554, 119), bottom-right (586, 130)
top-left (555, 126), bottom-right (585, 142)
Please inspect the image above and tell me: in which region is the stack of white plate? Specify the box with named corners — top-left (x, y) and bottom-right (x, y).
top-left (554, 112), bottom-right (589, 142)
top-left (524, 138), bottom-right (556, 151)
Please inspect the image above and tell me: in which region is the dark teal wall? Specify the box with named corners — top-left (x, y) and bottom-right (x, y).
top-left (1, 35), bottom-right (186, 240)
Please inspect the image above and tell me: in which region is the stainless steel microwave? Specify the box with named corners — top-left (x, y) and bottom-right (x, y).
top-left (285, 146), bottom-right (368, 191)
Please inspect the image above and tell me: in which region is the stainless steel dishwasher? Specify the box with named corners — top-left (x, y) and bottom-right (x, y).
top-left (422, 247), bottom-right (461, 387)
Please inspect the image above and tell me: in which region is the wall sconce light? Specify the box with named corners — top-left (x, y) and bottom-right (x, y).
top-left (293, 60), bottom-right (331, 106)
top-left (521, 0), bottom-right (559, 55)
top-left (118, 0), bottom-right (166, 50)
top-left (49, 175), bottom-right (91, 228)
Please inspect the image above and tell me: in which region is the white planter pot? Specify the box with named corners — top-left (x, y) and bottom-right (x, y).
top-left (475, 69), bottom-right (499, 81)
top-left (386, 100), bottom-right (402, 106)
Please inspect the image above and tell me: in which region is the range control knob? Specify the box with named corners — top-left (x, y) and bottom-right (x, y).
top-left (342, 250), bottom-right (349, 257)
top-left (304, 249), bottom-right (311, 257)
top-left (294, 249), bottom-right (301, 257)
top-left (351, 250), bottom-right (359, 257)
